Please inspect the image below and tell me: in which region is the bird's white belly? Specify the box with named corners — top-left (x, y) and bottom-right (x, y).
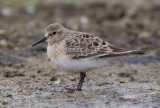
top-left (47, 45), bottom-right (109, 72)
top-left (49, 56), bottom-right (109, 72)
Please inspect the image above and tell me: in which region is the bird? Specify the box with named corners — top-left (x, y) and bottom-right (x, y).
top-left (33, 23), bottom-right (145, 92)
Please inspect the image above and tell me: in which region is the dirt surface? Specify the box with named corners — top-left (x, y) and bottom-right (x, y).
top-left (0, 0), bottom-right (160, 107)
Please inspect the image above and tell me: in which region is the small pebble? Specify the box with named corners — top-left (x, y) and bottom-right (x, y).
top-left (25, 6), bottom-right (36, 14)
top-left (82, 91), bottom-right (87, 96)
top-left (4, 72), bottom-right (14, 78)
top-left (0, 29), bottom-right (6, 35)
top-left (37, 70), bottom-right (41, 73)
top-left (0, 39), bottom-right (7, 47)
top-left (1, 8), bottom-right (12, 16)
top-left (119, 80), bottom-right (125, 83)
top-left (69, 77), bottom-right (76, 81)
top-left (30, 74), bottom-right (36, 78)
top-left (2, 99), bottom-right (8, 105)
top-left (150, 91), bottom-right (158, 95)
top-left (6, 94), bottom-right (12, 97)
top-left (50, 76), bottom-right (57, 81)
top-left (105, 101), bottom-right (110, 105)
top-left (54, 79), bottom-right (61, 84)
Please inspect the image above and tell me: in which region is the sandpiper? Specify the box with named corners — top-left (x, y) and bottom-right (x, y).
top-left (33, 23), bottom-right (145, 92)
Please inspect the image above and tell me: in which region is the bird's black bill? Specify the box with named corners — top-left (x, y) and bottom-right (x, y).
top-left (32, 37), bottom-right (46, 46)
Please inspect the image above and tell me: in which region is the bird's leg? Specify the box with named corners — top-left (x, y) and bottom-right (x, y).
top-left (76, 72), bottom-right (86, 91)
top-left (66, 72), bottom-right (86, 93)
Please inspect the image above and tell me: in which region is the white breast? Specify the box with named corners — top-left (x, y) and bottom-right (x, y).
top-left (47, 44), bottom-right (109, 72)
top-left (50, 56), bottom-right (109, 72)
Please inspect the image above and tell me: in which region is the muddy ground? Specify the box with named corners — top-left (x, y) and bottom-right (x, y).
top-left (0, 0), bottom-right (160, 107)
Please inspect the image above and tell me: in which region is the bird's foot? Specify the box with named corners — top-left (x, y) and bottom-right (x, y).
top-left (65, 87), bottom-right (82, 93)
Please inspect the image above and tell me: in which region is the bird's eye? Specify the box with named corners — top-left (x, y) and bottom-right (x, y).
top-left (53, 31), bottom-right (56, 35)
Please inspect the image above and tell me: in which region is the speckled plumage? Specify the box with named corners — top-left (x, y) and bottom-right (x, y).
top-left (33, 23), bottom-right (145, 91)
top-left (44, 23), bottom-right (145, 72)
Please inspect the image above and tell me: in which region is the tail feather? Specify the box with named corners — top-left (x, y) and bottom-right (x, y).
top-left (110, 50), bottom-right (146, 56)
top-left (127, 50), bottom-right (146, 54)
top-left (100, 50), bottom-right (146, 58)
top-left (108, 44), bottom-right (146, 55)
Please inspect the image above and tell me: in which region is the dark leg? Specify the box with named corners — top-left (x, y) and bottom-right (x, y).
top-left (76, 72), bottom-right (86, 91)
top-left (66, 72), bottom-right (86, 93)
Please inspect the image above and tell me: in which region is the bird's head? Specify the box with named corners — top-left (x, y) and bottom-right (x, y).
top-left (33, 23), bottom-right (64, 46)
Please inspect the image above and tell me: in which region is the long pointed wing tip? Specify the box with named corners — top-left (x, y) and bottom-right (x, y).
top-left (135, 50), bottom-right (147, 54)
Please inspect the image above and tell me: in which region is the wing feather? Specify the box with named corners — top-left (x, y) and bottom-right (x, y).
top-left (65, 33), bottom-right (140, 59)
top-left (65, 33), bottom-right (117, 59)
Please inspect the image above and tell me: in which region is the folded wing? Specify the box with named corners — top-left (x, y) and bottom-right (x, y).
top-left (65, 33), bottom-right (145, 60)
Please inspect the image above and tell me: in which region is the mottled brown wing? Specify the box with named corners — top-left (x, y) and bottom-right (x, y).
top-left (65, 33), bottom-right (127, 59)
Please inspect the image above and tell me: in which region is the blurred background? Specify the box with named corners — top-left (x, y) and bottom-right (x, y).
top-left (0, 0), bottom-right (160, 107)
